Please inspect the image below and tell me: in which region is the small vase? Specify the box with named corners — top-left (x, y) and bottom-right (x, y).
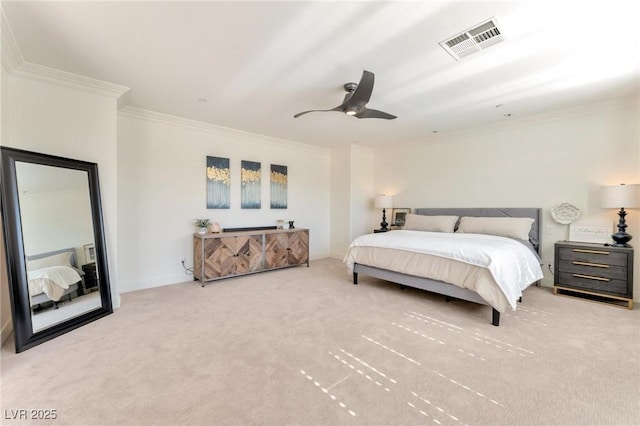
top-left (288, 221), bottom-right (295, 229)
top-left (197, 227), bottom-right (207, 234)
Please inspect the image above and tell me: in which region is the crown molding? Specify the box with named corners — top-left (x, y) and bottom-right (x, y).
top-left (119, 106), bottom-right (330, 155)
top-left (2, 7), bottom-right (129, 99)
top-left (413, 94), bottom-right (639, 144)
top-left (14, 61), bottom-right (130, 99)
top-left (1, 7), bottom-right (23, 72)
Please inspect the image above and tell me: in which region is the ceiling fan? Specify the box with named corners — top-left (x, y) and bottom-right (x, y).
top-left (294, 70), bottom-right (397, 120)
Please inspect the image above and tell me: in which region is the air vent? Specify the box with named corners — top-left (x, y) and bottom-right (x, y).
top-left (440, 17), bottom-right (504, 60)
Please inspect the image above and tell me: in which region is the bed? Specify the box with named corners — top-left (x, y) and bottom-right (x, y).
top-left (26, 248), bottom-right (85, 309)
top-left (344, 208), bottom-right (544, 326)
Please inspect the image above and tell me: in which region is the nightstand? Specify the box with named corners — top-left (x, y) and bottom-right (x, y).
top-left (554, 241), bottom-right (634, 309)
top-left (82, 262), bottom-right (99, 292)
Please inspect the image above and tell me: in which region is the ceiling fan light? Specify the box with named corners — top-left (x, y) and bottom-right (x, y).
top-left (345, 108), bottom-right (358, 116)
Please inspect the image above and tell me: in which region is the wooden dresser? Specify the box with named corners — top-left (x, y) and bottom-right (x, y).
top-left (553, 241), bottom-right (634, 309)
top-left (194, 228), bottom-right (309, 285)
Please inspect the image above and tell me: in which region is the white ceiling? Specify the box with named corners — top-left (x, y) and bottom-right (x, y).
top-left (3, 1), bottom-right (639, 148)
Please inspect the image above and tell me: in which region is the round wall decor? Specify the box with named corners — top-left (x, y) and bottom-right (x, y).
top-left (551, 203), bottom-right (581, 224)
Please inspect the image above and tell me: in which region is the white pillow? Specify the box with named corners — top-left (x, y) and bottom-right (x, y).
top-left (26, 252), bottom-right (73, 271)
top-left (403, 214), bottom-right (458, 233)
top-left (456, 216), bottom-right (534, 240)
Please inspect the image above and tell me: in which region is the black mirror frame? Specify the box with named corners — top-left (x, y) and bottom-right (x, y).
top-left (1, 147), bottom-right (113, 353)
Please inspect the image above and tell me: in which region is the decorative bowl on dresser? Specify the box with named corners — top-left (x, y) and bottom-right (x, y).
top-left (193, 228), bottom-right (309, 286)
top-left (553, 241), bottom-right (634, 309)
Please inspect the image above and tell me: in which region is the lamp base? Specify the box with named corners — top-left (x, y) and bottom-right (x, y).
top-left (611, 208), bottom-right (633, 247)
top-left (379, 208), bottom-right (389, 231)
top-left (611, 231), bottom-right (632, 247)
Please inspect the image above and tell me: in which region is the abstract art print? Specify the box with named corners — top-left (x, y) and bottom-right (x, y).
top-left (206, 156), bottom-right (230, 209)
top-left (270, 164), bottom-right (287, 209)
top-left (241, 160), bottom-right (261, 209)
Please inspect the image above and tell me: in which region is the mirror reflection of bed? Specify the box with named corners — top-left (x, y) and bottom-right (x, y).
top-left (15, 161), bottom-right (102, 333)
top-left (27, 247), bottom-right (102, 332)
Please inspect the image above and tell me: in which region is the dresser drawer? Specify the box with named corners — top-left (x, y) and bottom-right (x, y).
top-left (557, 272), bottom-right (628, 296)
top-left (557, 247), bottom-right (627, 266)
top-left (558, 260), bottom-right (627, 281)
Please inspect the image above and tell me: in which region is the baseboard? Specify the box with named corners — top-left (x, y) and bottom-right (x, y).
top-left (118, 274), bottom-right (192, 294)
top-left (309, 252), bottom-right (331, 261)
top-left (1, 317), bottom-right (13, 347)
top-left (329, 251), bottom-right (346, 260)
top-left (119, 253), bottom-right (335, 294)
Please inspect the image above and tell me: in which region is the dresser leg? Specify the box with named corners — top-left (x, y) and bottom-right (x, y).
top-left (353, 272), bottom-right (358, 285)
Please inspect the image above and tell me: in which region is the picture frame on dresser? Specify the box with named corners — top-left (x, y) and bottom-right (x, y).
top-left (391, 208), bottom-right (411, 227)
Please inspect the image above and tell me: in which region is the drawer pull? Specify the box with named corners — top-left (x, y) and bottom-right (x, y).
top-left (572, 249), bottom-right (609, 255)
top-left (572, 261), bottom-right (609, 268)
top-left (572, 273), bottom-right (610, 282)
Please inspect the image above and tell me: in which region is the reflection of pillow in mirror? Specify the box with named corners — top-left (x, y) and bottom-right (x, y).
top-left (403, 214), bottom-right (458, 232)
top-left (26, 252), bottom-right (73, 271)
top-left (456, 216), bottom-right (534, 240)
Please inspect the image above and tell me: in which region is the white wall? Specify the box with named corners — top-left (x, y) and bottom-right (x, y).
top-left (19, 188), bottom-right (94, 256)
top-left (373, 96), bottom-right (640, 299)
top-left (1, 73), bottom-right (121, 308)
top-left (350, 145), bottom-right (375, 241)
top-left (116, 111), bottom-right (330, 293)
top-left (1, 64), bottom-right (12, 343)
top-left (329, 145), bottom-right (351, 258)
top-left (329, 144), bottom-right (375, 259)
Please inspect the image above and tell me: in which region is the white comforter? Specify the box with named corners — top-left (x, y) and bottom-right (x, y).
top-left (28, 266), bottom-right (82, 302)
top-left (344, 230), bottom-right (543, 310)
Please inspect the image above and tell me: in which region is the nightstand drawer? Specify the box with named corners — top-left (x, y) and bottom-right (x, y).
top-left (558, 260), bottom-right (627, 281)
top-left (558, 272), bottom-right (628, 296)
top-left (557, 247), bottom-right (627, 266)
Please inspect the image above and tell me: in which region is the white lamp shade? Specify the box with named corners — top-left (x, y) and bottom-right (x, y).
top-left (374, 194), bottom-right (394, 209)
top-left (600, 184), bottom-right (640, 209)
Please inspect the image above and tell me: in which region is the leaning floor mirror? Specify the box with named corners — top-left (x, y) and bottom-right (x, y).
top-left (1, 147), bottom-right (113, 352)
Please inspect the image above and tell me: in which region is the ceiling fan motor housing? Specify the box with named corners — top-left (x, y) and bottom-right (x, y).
top-left (343, 82), bottom-right (358, 93)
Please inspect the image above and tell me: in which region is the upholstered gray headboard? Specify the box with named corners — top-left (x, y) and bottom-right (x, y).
top-left (414, 208), bottom-right (542, 255)
top-left (26, 247), bottom-right (80, 269)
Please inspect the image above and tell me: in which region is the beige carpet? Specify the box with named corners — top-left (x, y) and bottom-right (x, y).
top-left (1, 258), bottom-right (639, 426)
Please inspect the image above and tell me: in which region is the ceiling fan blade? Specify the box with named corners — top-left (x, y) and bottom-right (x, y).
top-left (347, 70), bottom-right (374, 106)
top-left (355, 108), bottom-right (397, 120)
top-left (295, 70), bottom-right (396, 119)
top-left (293, 106), bottom-right (341, 118)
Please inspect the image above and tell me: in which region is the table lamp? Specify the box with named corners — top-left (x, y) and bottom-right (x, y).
top-left (600, 183), bottom-right (640, 247)
top-left (375, 194), bottom-right (394, 231)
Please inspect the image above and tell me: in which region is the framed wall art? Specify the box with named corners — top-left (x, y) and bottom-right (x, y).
top-left (83, 243), bottom-right (96, 263)
top-left (392, 208), bottom-right (411, 227)
top-left (206, 156), bottom-right (230, 209)
top-left (569, 221), bottom-right (612, 244)
top-left (270, 164), bottom-right (287, 209)
top-left (241, 160), bottom-right (261, 209)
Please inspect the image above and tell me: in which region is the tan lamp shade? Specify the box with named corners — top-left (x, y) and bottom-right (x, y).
top-left (600, 184), bottom-right (640, 209)
top-left (375, 194), bottom-right (394, 209)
